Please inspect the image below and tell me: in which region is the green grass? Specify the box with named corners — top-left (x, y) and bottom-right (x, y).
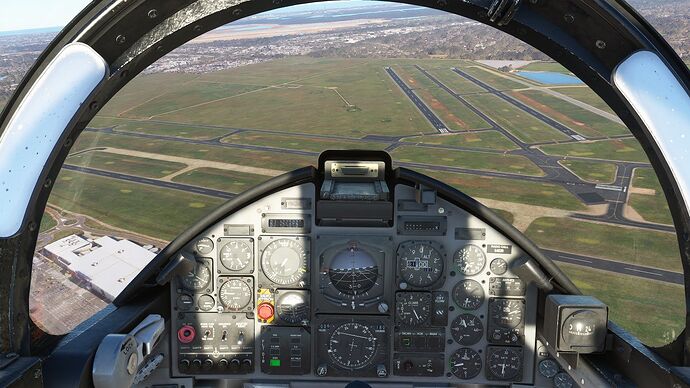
top-left (464, 93), bottom-right (570, 143)
top-left (490, 209), bottom-right (514, 225)
top-left (559, 159), bottom-right (617, 184)
top-left (393, 145), bottom-right (544, 176)
top-left (525, 217), bottom-right (681, 271)
top-left (539, 138), bottom-right (648, 162)
top-left (551, 87), bottom-right (615, 114)
top-left (425, 67), bottom-right (486, 94)
top-left (39, 213), bottom-right (57, 232)
top-left (156, 60), bottom-right (431, 137)
top-left (89, 116), bottom-right (231, 140)
top-left (460, 66), bottom-right (526, 90)
top-left (66, 151), bottom-right (187, 179)
top-left (629, 168), bottom-right (674, 225)
top-left (510, 90), bottom-right (629, 138)
top-left (72, 132), bottom-right (315, 171)
top-left (222, 132), bottom-right (387, 152)
top-left (402, 131), bottom-right (518, 151)
top-left (48, 170), bottom-right (223, 241)
top-left (394, 65), bottom-right (490, 131)
top-left (419, 169), bottom-right (586, 211)
top-left (172, 168), bottom-right (271, 193)
top-left (519, 61), bottom-right (572, 74)
top-left (558, 263), bottom-right (684, 347)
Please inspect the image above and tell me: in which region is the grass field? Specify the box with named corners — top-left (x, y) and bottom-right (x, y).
top-left (629, 168), bottom-right (674, 225)
top-left (393, 145), bottom-right (544, 176)
top-left (48, 170), bottom-right (223, 241)
top-left (559, 159), bottom-right (617, 184)
top-left (519, 61), bottom-right (572, 74)
top-left (402, 131), bottom-right (518, 151)
top-left (526, 217), bottom-right (681, 271)
top-left (510, 90), bottom-right (628, 138)
top-left (72, 132), bottom-right (315, 171)
top-left (89, 117), bottom-right (231, 140)
top-left (394, 65), bottom-right (490, 131)
top-left (40, 213), bottom-right (57, 232)
top-left (66, 151), bottom-right (187, 179)
top-left (425, 67), bottom-right (486, 94)
top-left (558, 263), bottom-right (684, 347)
top-left (221, 131), bottom-right (387, 152)
top-left (420, 169), bottom-right (586, 211)
top-left (464, 93), bottom-right (570, 143)
top-left (551, 87), bottom-right (615, 114)
top-left (460, 66), bottom-right (526, 90)
top-left (539, 138), bottom-right (648, 162)
top-left (172, 168), bottom-right (271, 193)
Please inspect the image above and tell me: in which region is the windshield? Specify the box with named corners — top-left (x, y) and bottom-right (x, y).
top-left (7, 0), bottom-right (687, 347)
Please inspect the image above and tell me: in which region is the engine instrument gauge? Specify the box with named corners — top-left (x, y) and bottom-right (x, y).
top-left (397, 241), bottom-right (444, 287)
top-left (490, 299), bottom-right (524, 328)
top-left (553, 371), bottom-right (575, 388)
top-left (452, 279), bottom-right (485, 310)
top-left (538, 358), bottom-right (559, 378)
top-left (180, 260), bottom-right (212, 291)
top-left (276, 291), bottom-right (309, 324)
top-left (194, 237), bottom-right (214, 255)
top-left (490, 258), bottom-right (508, 275)
top-left (454, 244), bottom-right (486, 276)
top-left (449, 348), bottom-right (482, 379)
top-left (395, 292), bottom-right (432, 326)
top-left (451, 313), bottom-right (484, 345)
top-left (328, 322), bottom-right (378, 369)
top-left (218, 278), bottom-right (253, 311)
top-left (261, 238), bottom-right (308, 286)
top-left (219, 239), bottom-right (253, 271)
top-left (329, 244), bottom-right (379, 295)
top-left (487, 347), bottom-right (522, 381)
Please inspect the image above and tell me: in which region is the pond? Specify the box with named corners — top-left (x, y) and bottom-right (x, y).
top-left (515, 70), bottom-right (583, 85)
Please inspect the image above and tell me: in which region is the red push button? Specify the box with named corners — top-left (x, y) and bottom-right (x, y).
top-left (257, 303), bottom-right (274, 321)
top-left (178, 325), bottom-right (196, 343)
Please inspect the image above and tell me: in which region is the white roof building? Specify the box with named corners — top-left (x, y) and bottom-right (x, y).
top-left (42, 235), bottom-right (157, 301)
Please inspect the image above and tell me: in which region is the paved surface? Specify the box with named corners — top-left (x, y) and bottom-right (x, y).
top-left (385, 67), bottom-right (449, 133)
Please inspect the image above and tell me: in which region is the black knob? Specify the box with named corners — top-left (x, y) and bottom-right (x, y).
top-left (230, 358), bottom-right (241, 372)
top-left (179, 359), bottom-right (190, 371)
top-left (203, 358), bottom-right (214, 370)
top-left (192, 359), bottom-right (202, 370)
top-left (242, 358), bottom-right (253, 371)
top-left (218, 359), bottom-right (229, 370)
top-left (403, 360), bottom-right (414, 371)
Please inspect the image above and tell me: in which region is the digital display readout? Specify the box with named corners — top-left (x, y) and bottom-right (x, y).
top-left (268, 219), bottom-right (305, 228)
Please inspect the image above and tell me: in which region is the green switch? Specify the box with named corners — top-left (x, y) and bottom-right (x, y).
top-left (270, 359), bottom-right (281, 367)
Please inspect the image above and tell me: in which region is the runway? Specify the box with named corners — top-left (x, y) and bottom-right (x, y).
top-left (384, 67), bottom-right (450, 133)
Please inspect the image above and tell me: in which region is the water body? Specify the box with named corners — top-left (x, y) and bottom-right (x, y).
top-left (222, 24), bottom-right (274, 32)
top-left (515, 71), bottom-right (583, 85)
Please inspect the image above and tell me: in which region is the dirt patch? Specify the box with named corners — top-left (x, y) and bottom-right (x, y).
top-left (629, 187), bottom-right (656, 195)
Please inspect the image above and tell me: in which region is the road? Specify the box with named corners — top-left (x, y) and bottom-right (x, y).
top-left (384, 67), bottom-right (450, 133)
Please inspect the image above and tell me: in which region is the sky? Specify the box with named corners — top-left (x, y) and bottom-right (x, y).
top-left (0, 0), bottom-right (382, 33)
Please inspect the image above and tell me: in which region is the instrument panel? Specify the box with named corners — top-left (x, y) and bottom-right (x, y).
top-left (170, 182), bottom-right (538, 384)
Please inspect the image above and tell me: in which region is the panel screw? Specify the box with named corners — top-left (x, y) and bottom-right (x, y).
top-left (147, 9), bottom-right (158, 19)
top-left (193, 24), bottom-right (202, 32)
top-left (44, 179), bottom-right (52, 188)
top-left (232, 8), bottom-right (243, 16)
top-left (89, 101), bottom-right (99, 110)
top-left (28, 222), bottom-right (37, 232)
top-left (115, 35), bottom-right (126, 45)
top-left (564, 14), bottom-right (575, 23)
top-left (595, 40), bottom-right (607, 49)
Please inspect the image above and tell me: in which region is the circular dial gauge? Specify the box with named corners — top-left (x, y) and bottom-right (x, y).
top-left (261, 239), bottom-right (308, 286)
top-left (395, 292), bottom-right (432, 326)
top-left (488, 347), bottom-right (522, 380)
top-left (451, 313), bottom-right (484, 345)
top-left (195, 237), bottom-right (214, 255)
top-left (276, 292), bottom-right (309, 324)
top-left (180, 261), bottom-right (211, 291)
top-left (491, 299), bottom-right (524, 328)
top-left (490, 258), bottom-right (508, 275)
top-left (454, 244), bottom-right (486, 276)
top-left (449, 348), bottom-right (482, 380)
top-left (220, 240), bottom-right (253, 271)
top-left (397, 242), bottom-right (444, 287)
top-left (329, 244), bottom-right (378, 295)
top-left (328, 322), bottom-right (377, 369)
top-left (538, 359), bottom-right (559, 378)
top-left (452, 279), bottom-right (485, 310)
top-left (553, 372), bottom-right (575, 388)
top-left (218, 279), bottom-right (252, 310)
